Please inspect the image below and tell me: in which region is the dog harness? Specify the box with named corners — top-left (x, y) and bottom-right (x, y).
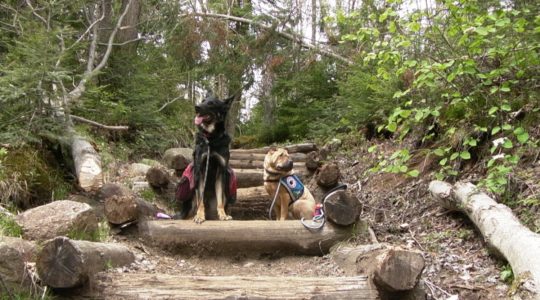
top-left (280, 175), bottom-right (304, 203)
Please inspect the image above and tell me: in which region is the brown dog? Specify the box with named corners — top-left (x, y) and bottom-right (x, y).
top-left (263, 148), bottom-right (316, 220)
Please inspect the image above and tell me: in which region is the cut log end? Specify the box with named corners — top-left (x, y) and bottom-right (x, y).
top-left (324, 190), bottom-right (360, 226)
top-left (37, 237), bottom-right (85, 288)
top-left (317, 163), bottom-right (340, 188)
top-left (37, 237), bottom-right (135, 289)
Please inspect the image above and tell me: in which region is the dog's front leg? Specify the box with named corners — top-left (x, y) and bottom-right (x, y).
top-left (278, 189), bottom-right (290, 221)
top-left (216, 171), bottom-right (232, 221)
top-left (193, 181), bottom-right (206, 224)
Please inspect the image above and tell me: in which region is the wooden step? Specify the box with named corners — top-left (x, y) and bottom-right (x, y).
top-left (230, 186), bottom-right (270, 220)
top-left (82, 273), bottom-right (378, 299)
top-left (139, 220), bottom-right (356, 255)
top-left (234, 168), bottom-right (311, 188)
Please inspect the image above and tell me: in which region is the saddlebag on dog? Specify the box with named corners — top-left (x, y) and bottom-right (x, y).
top-left (175, 163), bottom-right (237, 204)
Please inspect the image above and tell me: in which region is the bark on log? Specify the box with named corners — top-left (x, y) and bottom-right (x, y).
top-left (81, 273), bottom-right (378, 299)
top-left (102, 183), bottom-right (160, 225)
top-left (324, 189), bottom-right (361, 226)
top-left (235, 169), bottom-right (310, 188)
top-left (72, 135), bottom-right (103, 191)
top-left (316, 163), bottom-right (341, 188)
top-left (230, 152), bottom-right (307, 162)
top-left (305, 151), bottom-right (322, 171)
top-left (37, 236), bottom-right (135, 288)
top-left (232, 143), bottom-right (318, 154)
top-left (230, 186), bottom-right (271, 220)
top-left (429, 180), bottom-right (540, 298)
top-left (0, 237), bottom-right (36, 290)
top-left (332, 243), bottom-right (425, 295)
top-left (139, 220), bottom-right (357, 255)
top-left (146, 167), bottom-right (171, 188)
top-left (229, 159), bottom-right (306, 170)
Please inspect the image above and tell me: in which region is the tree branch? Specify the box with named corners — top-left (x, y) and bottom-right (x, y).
top-left (185, 13), bottom-right (354, 65)
top-left (68, 0), bottom-right (133, 102)
top-left (70, 115), bottom-right (129, 131)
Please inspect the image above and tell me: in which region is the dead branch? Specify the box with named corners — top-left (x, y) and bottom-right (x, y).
top-left (184, 13), bottom-right (354, 65)
top-left (68, 0), bottom-right (133, 102)
top-left (70, 115), bottom-right (129, 131)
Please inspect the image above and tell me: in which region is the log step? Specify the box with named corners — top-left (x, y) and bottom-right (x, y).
top-left (139, 220), bottom-right (356, 255)
top-left (83, 273), bottom-right (378, 299)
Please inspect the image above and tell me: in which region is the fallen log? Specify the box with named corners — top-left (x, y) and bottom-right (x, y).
top-left (101, 183), bottom-right (160, 225)
top-left (305, 150), bottom-right (322, 171)
top-left (146, 167), bottom-right (171, 189)
top-left (332, 244), bottom-right (424, 292)
top-left (139, 220), bottom-right (357, 255)
top-left (230, 186), bottom-right (270, 220)
top-left (229, 159), bottom-right (307, 170)
top-left (316, 163), bottom-right (341, 188)
top-left (429, 181), bottom-right (540, 298)
top-left (324, 189), bottom-right (361, 226)
top-left (37, 236), bottom-right (135, 288)
top-left (81, 273), bottom-right (378, 299)
top-left (72, 134), bottom-right (103, 191)
top-left (230, 152), bottom-right (307, 162)
top-left (232, 143), bottom-right (317, 154)
top-left (235, 168), bottom-right (311, 188)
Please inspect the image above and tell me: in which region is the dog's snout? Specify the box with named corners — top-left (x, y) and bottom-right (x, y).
top-left (278, 160), bottom-right (293, 171)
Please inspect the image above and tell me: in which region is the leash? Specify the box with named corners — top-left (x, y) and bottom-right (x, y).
top-left (268, 180), bottom-right (282, 220)
top-left (300, 183), bottom-right (348, 230)
top-left (200, 138), bottom-right (211, 203)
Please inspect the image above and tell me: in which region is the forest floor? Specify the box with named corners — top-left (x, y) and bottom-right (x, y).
top-left (72, 136), bottom-right (540, 300)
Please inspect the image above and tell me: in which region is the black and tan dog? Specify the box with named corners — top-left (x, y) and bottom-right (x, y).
top-left (263, 148), bottom-right (316, 220)
top-left (180, 94), bottom-right (236, 224)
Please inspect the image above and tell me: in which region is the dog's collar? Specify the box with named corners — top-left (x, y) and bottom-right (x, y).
top-left (263, 168), bottom-right (284, 182)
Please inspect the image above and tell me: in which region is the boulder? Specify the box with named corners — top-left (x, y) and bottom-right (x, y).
top-left (16, 200), bottom-right (98, 241)
top-left (128, 163), bottom-right (152, 177)
top-left (0, 236), bottom-right (37, 289)
top-left (163, 148), bottom-right (193, 169)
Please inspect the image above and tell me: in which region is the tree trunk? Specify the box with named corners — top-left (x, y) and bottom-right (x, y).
top-left (139, 220), bottom-right (357, 255)
top-left (324, 189), bottom-right (360, 226)
top-left (429, 180), bottom-right (540, 298)
top-left (37, 236), bottom-right (135, 288)
top-left (332, 243), bottom-right (425, 298)
top-left (71, 134), bottom-right (103, 191)
top-left (81, 273), bottom-right (378, 299)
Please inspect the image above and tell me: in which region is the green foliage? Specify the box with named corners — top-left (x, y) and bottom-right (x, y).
top-left (0, 147), bottom-right (72, 209)
top-left (67, 221), bottom-right (110, 242)
top-left (337, 0), bottom-right (539, 185)
top-left (0, 213), bottom-right (23, 237)
top-left (500, 264), bottom-right (514, 284)
top-left (139, 188), bottom-right (156, 202)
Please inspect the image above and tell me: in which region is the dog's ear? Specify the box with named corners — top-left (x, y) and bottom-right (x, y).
top-left (223, 95), bottom-right (235, 107)
top-left (267, 146), bottom-right (277, 155)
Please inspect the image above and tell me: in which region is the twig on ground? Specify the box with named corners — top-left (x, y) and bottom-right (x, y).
top-left (367, 226), bottom-right (379, 244)
top-left (425, 279), bottom-right (453, 298)
top-left (408, 229), bottom-right (426, 252)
